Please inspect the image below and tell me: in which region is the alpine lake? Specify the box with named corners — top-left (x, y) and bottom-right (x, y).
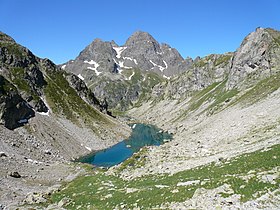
top-left (78, 124), bottom-right (172, 167)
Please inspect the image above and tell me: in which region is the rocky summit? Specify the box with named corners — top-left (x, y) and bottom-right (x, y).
top-left (0, 27), bottom-right (280, 209)
top-left (63, 31), bottom-right (190, 78)
top-left (62, 31), bottom-right (192, 110)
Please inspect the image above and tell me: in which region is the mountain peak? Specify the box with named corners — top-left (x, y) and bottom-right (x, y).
top-left (125, 31), bottom-right (158, 46)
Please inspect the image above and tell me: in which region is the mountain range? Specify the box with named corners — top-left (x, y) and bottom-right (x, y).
top-left (0, 27), bottom-right (280, 209)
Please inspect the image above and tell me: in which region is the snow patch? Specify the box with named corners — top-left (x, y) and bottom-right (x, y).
top-left (114, 59), bottom-right (132, 73)
top-left (87, 67), bottom-right (102, 76)
top-left (84, 60), bottom-right (99, 65)
top-left (123, 57), bottom-right (138, 65)
top-left (163, 60), bottom-right (168, 68)
top-left (78, 74), bottom-right (85, 80)
top-left (84, 60), bottom-right (101, 75)
top-left (163, 75), bottom-right (171, 80)
top-left (85, 146), bottom-right (92, 151)
top-left (38, 110), bottom-right (50, 116)
top-left (18, 119), bottom-right (28, 123)
top-left (37, 97), bottom-right (51, 116)
top-left (113, 47), bottom-right (127, 58)
top-left (61, 65), bottom-right (66, 70)
top-left (118, 61), bottom-right (124, 68)
top-left (149, 60), bottom-right (166, 72)
top-left (128, 71), bottom-right (135, 80)
top-left (27, 158), bottom-right (43, 164)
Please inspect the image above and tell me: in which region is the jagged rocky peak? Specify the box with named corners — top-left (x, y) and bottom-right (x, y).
top-left (79, 38), bottom-right (116, 60)
top-left (227, 27), bottom-right (280, 89)
top-left (63, 37), bottom-right (118, 75)
top-left (63, 31), bottom-right (189, 79)
top-left (124, 31), bottom-right (161, 51)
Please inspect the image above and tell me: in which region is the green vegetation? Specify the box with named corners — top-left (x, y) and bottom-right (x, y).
top-left (214, 54), bottom-right (232, 67)
top-left (233, 71), bottom-right (280, 106)
top-left (193, 54), bottom-right (231, 68)
top-left (266, 28), bottom-right (280, 46)
top-left (47, 143), bottom-right (280, 209)
top-left (9, 67), bottom-right (41, 102)
top-left (116, 147), bottom-right (148, 172)
top-left (94, 69), bottom-right (165, 112)
top-left (44, 70), bottom-right (108, 127)
top-left (133, 71), bottom-right (165, 108)
top-left (0, 75), bottom-right (17, 95)
top-left (193, 59), bottom-right (207, 67)
top-left (176, 65), bottom-right (280, 120)
top-left (0, 42), bottom-right (25, 58)
top-left (176, 79), bottom-right (238, 120)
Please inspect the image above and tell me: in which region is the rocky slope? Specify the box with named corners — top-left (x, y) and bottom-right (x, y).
top-left (0, 31), bottom-right (131, 208)
top-left (115, 27), bottom-right (280, 209)
top-left (62, 31), bottom-right (192, 110)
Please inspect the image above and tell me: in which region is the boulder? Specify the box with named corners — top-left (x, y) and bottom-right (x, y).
top-left (0, 151), bottom-right (7, 157)
top-left (9, 171), bottom-right (21, 178)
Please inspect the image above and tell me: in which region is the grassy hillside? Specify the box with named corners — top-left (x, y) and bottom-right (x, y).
top-left (46, 143), bottom-right (279, 209)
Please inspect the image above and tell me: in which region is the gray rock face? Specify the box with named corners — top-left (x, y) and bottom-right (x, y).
top-left (154, 53), bottom-right (233, 99)
top-left (227, 28), bottom-right (280, 89)
top-left (63, 31), bottom-right (189, 78)
top-left (65, 74), bottom-right (111, 114)
top-left (153, 28), bottom-right (280, 100)
top-left (62, 31), bottom-right (192, 110)
top-left (121, 31), bottom-right (163, 71)
top-left (0, 75), bottom-right (35, 129)
top-left (65, 38), bottom-right (117, 75)
top-left (0, 32), bottom-right (48, 113)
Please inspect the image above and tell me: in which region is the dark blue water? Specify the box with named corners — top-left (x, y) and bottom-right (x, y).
top-left (78, 124), bottom-right (172, 167)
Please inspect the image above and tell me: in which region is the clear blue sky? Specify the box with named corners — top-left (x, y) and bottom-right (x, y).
top-left (0, 0), bottom-right (279, 64)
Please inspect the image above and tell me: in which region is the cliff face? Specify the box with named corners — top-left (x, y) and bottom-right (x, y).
top-left (227, 28), bottom-right (280, 89)
top-left (0, 75), bottom-right (34, 129)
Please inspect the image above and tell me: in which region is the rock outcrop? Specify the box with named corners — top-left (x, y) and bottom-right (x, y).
top-left (227, 27), bottom-right (280, 89)
top-left (0, 31), bottom-right (48, 113)
top-left (0, 75), bottom-right (35, 129)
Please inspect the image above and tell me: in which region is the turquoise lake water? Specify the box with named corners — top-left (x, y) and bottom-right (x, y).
top-left (78, 124), bottom-right (172, 167)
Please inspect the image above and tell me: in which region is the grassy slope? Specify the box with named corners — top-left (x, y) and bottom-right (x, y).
top-left (44, 70), bottom-right (110, 130)
top-left (48, 143), bottom-right (279, 209)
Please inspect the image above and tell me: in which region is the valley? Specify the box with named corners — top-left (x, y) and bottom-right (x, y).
top-left (0, 27), bottom-right (280, 209)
